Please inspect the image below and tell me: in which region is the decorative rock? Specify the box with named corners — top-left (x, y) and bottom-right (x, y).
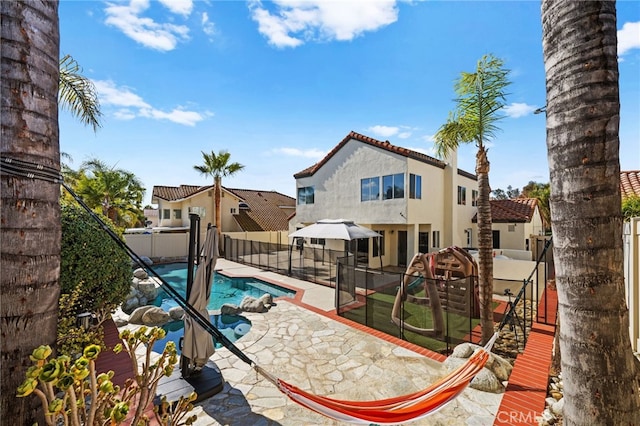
top-left (121, 296), bottom-right (140, 314)
top-left (133, 268), bottom-right (149, 279)
top-left (540, 408), bottom-right (557, 424)
top-left (551, 397), bottom-right (564, 416)
top-left (169, 306), bottom-right (185, 321)
top-left (450, 343), bottom-right (475, 359)
top-left (240, 296), bottom-right (266, 313)
top-left (141, 307), bottom-right (170, 326)
top-left (137, 280), bottom-right (159, 300)
top-left (484, 351), bottom-right (513, 381)
top-left (220, 304), bottom-right (242, 315)
top-left (129, 305), bottom-right (157, 324)
top-left (443, 358), bottom-right (504, 393)
top-left (550, 391), bottom-right (563, 400)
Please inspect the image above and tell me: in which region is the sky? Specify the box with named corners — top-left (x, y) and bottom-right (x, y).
top-left (58, 0), bottom-right (640, 207)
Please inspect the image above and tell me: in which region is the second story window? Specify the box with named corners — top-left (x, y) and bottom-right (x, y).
top-left (361, 177), bottom-right (380, 201)
top-left (383, 173), bottom-right (404, 200)
top-left (472, 190), bottom-right (479, 206)
top-left (297, 186), bottom-right (314, 205)
top-left (173, 209), bottom-right (182, 220)
top-left (163, 209), bottom-right (170, 219)
top-left (457, 186), bottom-right (467, 205)
top-left (409, 174), bottom-right (422, 199)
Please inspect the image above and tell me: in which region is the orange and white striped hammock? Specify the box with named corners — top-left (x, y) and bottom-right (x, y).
top-left (254, 332), bottom-right (498, 425)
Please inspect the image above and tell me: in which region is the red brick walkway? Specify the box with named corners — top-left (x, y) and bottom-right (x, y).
top-left (494, 288), bottom-right (558, 425)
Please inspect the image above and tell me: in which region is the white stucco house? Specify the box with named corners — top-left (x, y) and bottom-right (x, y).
top-left (291, 131), bottom-right (481, 268)
top-left (291, 131), bottom-right (546, 268)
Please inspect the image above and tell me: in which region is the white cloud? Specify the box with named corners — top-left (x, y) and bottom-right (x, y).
top-left (368, 125), bottom-right (399, 138)
top-left (93, 80), bottom-right (150, 109)
top-left (421, 134), bottom-right (435, 143)
top-left (618, 21), bottom-right (640, 56)
top-left (273, 147), bottom-right (326, 159)
top-left (407, 145), bottom-right (437, 157)
top-left (201, 12), bottom-right (216, 38)
top-left (397, 131), bottom-right (412, 139)
top-left (158, 0), bottom-right (193, 16)
top-left (249, 0), bottom-right (398, 48)
top-left (113, 109), bottom-right (137, 120)
top-left (104, 0), bottom-right (190, 51)
top-left (503, 102), bottom-right (538, 118)
top-left (93, 80), bottom-right (208, 126)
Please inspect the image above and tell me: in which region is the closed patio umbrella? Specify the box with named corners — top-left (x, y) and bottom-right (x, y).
top-left (182, 226), bottom-right (218, 371)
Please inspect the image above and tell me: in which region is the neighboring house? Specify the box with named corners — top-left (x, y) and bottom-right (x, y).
top-left (150, 185), bottom-right (295, 232)
top-left (472, 198), bottom-right (544, 252)
top-left (621, 170), bottom-right (640, 199)
top-left (292, 131), bottom-right (479, 268)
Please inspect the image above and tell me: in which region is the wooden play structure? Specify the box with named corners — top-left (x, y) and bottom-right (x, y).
top-left (391, 246), bottom-right (479, 338)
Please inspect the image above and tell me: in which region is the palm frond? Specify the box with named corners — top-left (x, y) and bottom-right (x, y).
top-left (59, 54), bottom-right (102, 132)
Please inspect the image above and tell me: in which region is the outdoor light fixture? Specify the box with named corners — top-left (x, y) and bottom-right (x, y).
top-left (533, 106), bottom-right (547, 114)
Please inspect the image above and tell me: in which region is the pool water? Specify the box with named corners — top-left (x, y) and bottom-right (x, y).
top-left (153, 314), bottom-right (252, 354)
top-left (151, 263), bottom-right (296, 312)
top-left (149, 263), bottom-right (295, 354)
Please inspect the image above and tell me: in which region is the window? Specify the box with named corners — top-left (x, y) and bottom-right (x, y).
top-left (162, 209), bottom-right (170, 219)
top-left (508, 224), bottom-right (516, 232)
top-left (373, 231), bottom-right (385, 257)
top-left (466, 228), bottom-right (473, 247)
top-left (472, 190), bottom-right (479, 207)
top-left (188, 206), bottom-right (206, 218)
top-left (383, 173), bottom-right (404, 200)
top-left (409, 174), bottom-right (422, 199)
top-left (230, 208), bottom-right (237, 214)
top-left (297, 186), bottom-right (315, 205)
top-left (310, 238), bottom-right (326, 245)
top-left (432, 230), bottom-right (440, 249)
top-left (173, 209), bottom-right (182, 220)
top-left (457, 186), bottom-right (466, 205)
top-left (361, 177), bottom-right (380, 201)
top-left (418, 232), bottom-right (429, 253)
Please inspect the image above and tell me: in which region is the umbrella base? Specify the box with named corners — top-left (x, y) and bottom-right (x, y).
top-left (155, 361), bottom-right (224, 405)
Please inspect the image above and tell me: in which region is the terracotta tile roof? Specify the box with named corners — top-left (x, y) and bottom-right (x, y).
top-left (225, 188), bottom-right (296, 231)
top-left (151, 185), bottom-right (210, 202)
top-left (621, 170), bottom-right (640, 198)
top-left (472, 198), bottom-right (538, 223)
top-left (294, 131), bottom-right (462, 178)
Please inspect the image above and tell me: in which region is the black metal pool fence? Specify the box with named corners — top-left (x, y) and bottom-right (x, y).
top-left (223, 236), bottom-right (555, 354)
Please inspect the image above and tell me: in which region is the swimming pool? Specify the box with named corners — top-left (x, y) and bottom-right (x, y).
top-left (151, 263), bottom-right (296, 312)
top-left (153, 313), bottom-right (252, 353)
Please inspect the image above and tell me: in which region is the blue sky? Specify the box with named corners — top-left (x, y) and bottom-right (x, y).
top-left (59, 0), bottom-right (640, 206)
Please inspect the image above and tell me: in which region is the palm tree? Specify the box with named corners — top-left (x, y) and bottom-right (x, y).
top-left (521, 181), bottom-right (551, 232)
top-left (542, 1), bottom-right (640, 424)
top-left (76, 159), bottom-right (145, 228)
top-left (58, 54), bottom-right (102, 131)
top-left (193, 150), bottom-right (245, 239)
top-left (0, 1), bottom-right (61, 423)
top-left (433, 54), bottom-right (510, 344)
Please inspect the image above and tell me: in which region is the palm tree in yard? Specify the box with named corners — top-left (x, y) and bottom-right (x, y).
top-left (77, 158), bottom-right (145, 228)
top-left (193, 150), bottom-right (245, 238)
top-left (433, 54), bottom-right (510, 344)
top-left (541, 1), bottom-right (640, 424)
top-left (1, 1), bottom-right (61, 423)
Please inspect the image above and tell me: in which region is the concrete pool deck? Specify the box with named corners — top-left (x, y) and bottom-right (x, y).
top-left (159, 258), bottom-right (503, 426)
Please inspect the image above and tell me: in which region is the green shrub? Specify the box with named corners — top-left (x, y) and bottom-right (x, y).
top-left (622, 195), bottom-right (640, 221)
top-left (58, 203), bottom-right (132, 354)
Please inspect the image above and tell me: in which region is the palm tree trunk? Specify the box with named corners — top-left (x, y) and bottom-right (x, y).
top-left (542, 1), bottom-right (640, 423)
top-left (214, 175), bottom-right (222, 236)
top-left (1, 1), bottom-right (61, 423)
top-left (475, 147), bottom-right (494, 343)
